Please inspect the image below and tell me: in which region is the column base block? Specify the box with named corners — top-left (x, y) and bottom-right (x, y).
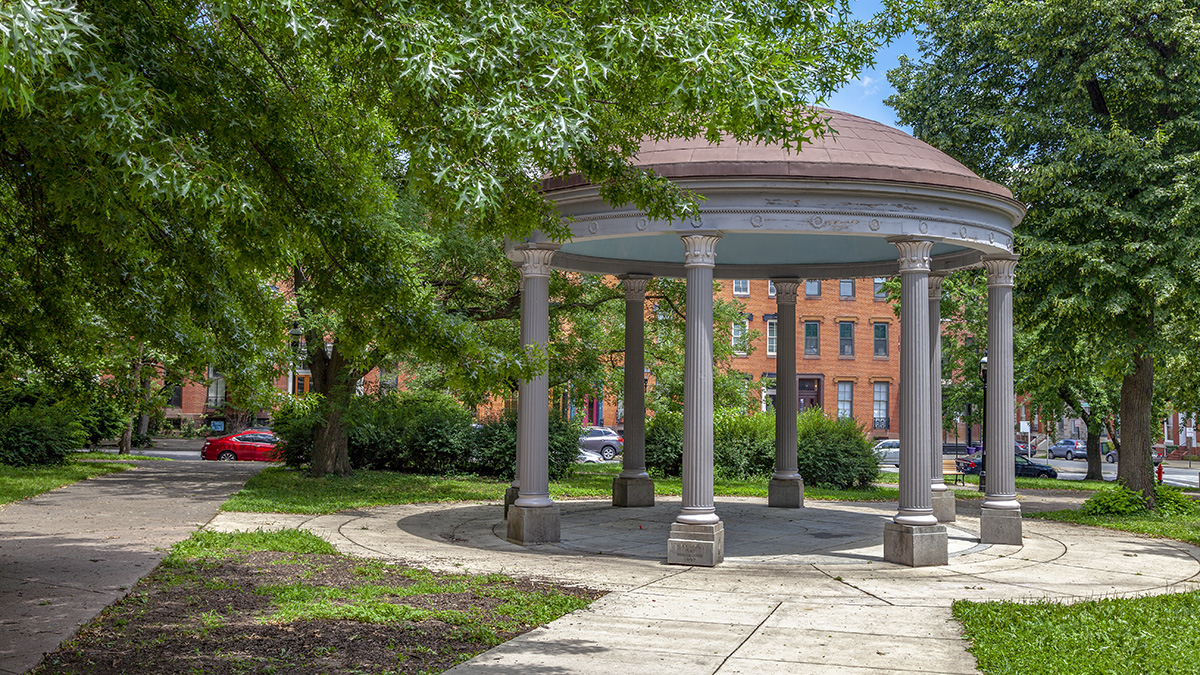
top-left (667, 522), bottom-right (724, 567)
top-left (503, 486), bottom-right (519, 520)
top-left (768, 478), bottom-right (805, 508)
top-left (612, 476), bottom-right (655, 507)
top-left (980, 506), bottom-right (1023, 545)
top-left (506, 504), bottom-right (561, 545)
top-left (931, 489), bottom-right (956, 523)
top-left (883, 521), bottom-right (948, 567)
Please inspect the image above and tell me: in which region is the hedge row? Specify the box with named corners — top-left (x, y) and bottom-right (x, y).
top-left (645, 407), bottom-right (877, 489)
top-left (0, 382), bottom-right (126, 466)
top-left (272, 390), bottom-right (580, 479)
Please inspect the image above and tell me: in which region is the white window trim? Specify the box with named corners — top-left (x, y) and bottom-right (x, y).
top-left (767, 319), bottom-right (778, 356)
top-left (837, 381), bottom-right (853, 419)
top-left (732, 279), bottom-right (750, 296)
top-left (732, 319), bottom-right (749, 355)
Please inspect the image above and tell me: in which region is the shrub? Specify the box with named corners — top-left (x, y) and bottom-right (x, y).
top-left (1081, 483), bottom-right (1147, 516)
top-left (795, 407), bottom-right (877, 489)
top-left (272, 394), bottom-right (324, 468)
top-left (0, 403), bottom-right (86, 466)
top-left (79, 395), bottom-right (126, 447)
top-left (1154, 485), bottom-right (1198, 517)
top-left (467, 411), bottom-right (581, 481)
top-left (645, 411), bottom-right (684, 477)
top-left (712, 410), bottom-right (775, 479)
top-left (350, 391), bottom-right (473, 473)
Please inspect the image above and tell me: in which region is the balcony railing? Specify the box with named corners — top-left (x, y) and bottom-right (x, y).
top-left (873, 417), bottom-right (890, 430)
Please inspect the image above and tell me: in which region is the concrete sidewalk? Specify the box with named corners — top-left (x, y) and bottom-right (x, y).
top-left (210, 497), bottom-right (1200, 675)
top-left (0, 461), bottom-right (265, 674)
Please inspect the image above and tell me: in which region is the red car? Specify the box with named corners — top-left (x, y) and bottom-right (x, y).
top-left (201, 430), bottom-right (281, 462)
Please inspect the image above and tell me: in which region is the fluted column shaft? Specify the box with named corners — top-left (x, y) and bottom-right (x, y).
top-left (515, 246), bottom-right (557, 508)
top-left (512, 269), bottom-right (526, 490)
top-left (983, 256), bottom-right (1020, 511)
top-left (893, 239), bottom-right (937, 526)
top-left (929, 275), bottom-right (947, 492)
top-left (678, 234), bottom-right (721, 525)
top-left (620, 275), bottom-right (651, 479)
top-left (772, 280), bottom-right (801, 479)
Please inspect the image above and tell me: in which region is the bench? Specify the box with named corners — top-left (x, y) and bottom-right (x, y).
top-left (943, 458), bottom-right (965, 486)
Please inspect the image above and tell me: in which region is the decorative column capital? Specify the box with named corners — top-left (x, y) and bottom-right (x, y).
top-left (516, 245), bottom-right (559, 278)
top-left (619, 274), bottom-right (652, 300)
top-left (771, 278), bottom-right (800, 303)
top-left (890, 237), bottom-right (935, 273)
top-left (681, 233), bottom-right (722, 267)
top-left (982, 255), bottom-right (1019, 287)
top-left (928, 274), bottom-right (945, 300)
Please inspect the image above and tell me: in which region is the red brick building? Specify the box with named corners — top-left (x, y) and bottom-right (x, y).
top-left (719, 277), bottom-right (900, 440)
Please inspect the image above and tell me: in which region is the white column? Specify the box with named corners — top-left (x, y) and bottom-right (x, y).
top-left (769, 279), bottom-right (803, 508)
top-left (614, 274), bottom-right (655, 507)
top-left (929, 274), bottom-right (954, 522)
top-left (894, 240), bottom-right (937, 526)
top-left (512, 269), bottom-right (526, 491)
top-left (514, 246), bottom-right (556, 509)
top-left (677, 234), bottom-right (721, 525)
top-left (982, 256), bottom-right (1021, 511)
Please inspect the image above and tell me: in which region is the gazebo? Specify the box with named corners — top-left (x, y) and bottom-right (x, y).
top-left (504, 110), bottom-right (1026, 567)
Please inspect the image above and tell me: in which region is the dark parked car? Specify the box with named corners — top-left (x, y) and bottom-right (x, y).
top-left (956, 455), bottom-right (1058, 479)
top-left (1048, 439), bottom-right (1089, 460)
top-left (202, 430), bottom-right (281, 462)
top-left (1104, 449), bottom-right (1164, 465)
top-left (966, 442), bottom-right (1033, 457)
top-left (578, 427), bottom-right (623, 461)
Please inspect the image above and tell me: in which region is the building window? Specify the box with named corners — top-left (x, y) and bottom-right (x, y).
top-left (837, 381), bottom-right (853, 419)
top-left (873, 382), bottom-right (890, 429)
top-left (732, 279), bottom-right (750, 296)
top-left (804, 321), bottom-right (820, 355)
top-left (168, 386), bottom-right (183, 408)
top-left (206, 366), bottom-right (226, 408)
top-left (294, 374), bottom-right (313, 395)
top-left (839, 321), bottom-right (855, 356)
top-left (768, 280), bottom-right (777, 297)
top-left (767, 320), bottom-right (777, 355)
top-left (732, 319), bottom-right (748, 354)
top-left (840, 279), bottom-right (856, 298)
top-left (805, 279), bottom-right (821, 297)
top-left (874, 277), bottom-right (888, 300)
top-left (874, 323), bottom-right (889, 357)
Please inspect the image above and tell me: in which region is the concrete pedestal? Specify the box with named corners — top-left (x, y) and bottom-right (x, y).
top-left (612, 476), bottom-right (655, 507)
top-left (931, 490), bottom-right (956, 523)
top-left (507, 505), bottom-right (561, 545)
top-left (883, 521), bottom-right (948, 567)
top-left (667, 522), bottom-right (724, 567)
top-left (767, 478), bottom-right (804, 508)
top-left (980, 506), bottom-right (1023, 545)
top-left (503, 486), bottom-right (520, 519)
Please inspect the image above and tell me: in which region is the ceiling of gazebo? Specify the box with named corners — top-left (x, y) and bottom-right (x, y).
top-left (513, 109), bottom-right (1024, 279)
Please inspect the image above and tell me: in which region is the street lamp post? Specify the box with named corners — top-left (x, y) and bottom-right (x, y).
top-left (979, 355), bottom-right (988, 492)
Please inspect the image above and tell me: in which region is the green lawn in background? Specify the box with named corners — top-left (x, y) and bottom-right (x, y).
top-left (221, 463), bottom-right (929, 514)
top-left (71, 451), bottom-right (170, 461)
top-left (0, 462), bottom-right (136, 504)
top-left (954, 591), bottom-right (1200, 675)
top-left (1029, 509), bottom-right (1200, 547)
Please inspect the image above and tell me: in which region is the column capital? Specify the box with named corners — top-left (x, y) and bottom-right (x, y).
top-left (771, 278), bottom-right (800, 303)
top-left (928, 274), bottom-right (945, 300)
top-left (681, 233), bottom-right (722, 267)
top-left (515, 245), bottom-right (560, 278)
top-left (982, 255), bottom-right (1019, 287)
top-left (619, 273), bottom-right (652, 299)
top-left (889, 238), bottom-right (935, 273)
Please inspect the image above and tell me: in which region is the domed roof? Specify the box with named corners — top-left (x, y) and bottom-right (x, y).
top-left (544, 109), bottom-right (1012, 200)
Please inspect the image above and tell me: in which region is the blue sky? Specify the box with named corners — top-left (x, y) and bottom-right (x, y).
top-left (823, 1), bottom-right (919, 131)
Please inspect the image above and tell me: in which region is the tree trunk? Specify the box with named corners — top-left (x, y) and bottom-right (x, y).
top-left (118, 420), bottom-right (133, 455)
top-left (1083, 420), bottom-right (1104, 481)
top-left (308, 339), bottom-right (358, 478)
top-left (1118, 347), bottom-right (1156, 507)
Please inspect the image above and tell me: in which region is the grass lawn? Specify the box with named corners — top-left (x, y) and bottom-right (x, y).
top-left (1029, 508), bottom-right (1200, 547)
top-left (0, 461), bottom-right (136, 504)
top-left (953, 591), bottom-right (1200, 675)
top-left (35, 529), bottom-right (598, 675)
top-left (222, 463), bottom-right (920, 514)
top-left (71, 451), bottom-right (169, 461)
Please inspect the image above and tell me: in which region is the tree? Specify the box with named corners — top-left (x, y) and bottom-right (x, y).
top-left (887, 0), bottom-right (1200, 506)
top-left (4, 0), bottom-right (907, 476)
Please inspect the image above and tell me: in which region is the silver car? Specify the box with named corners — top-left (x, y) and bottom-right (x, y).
top-left (578, 427), bottom-right (623, 461)
top-left (873, 439), bottom-right (900, 466)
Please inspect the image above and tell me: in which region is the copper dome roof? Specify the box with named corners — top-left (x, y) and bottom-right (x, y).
top-left (544, 109), bottom-right (1012, 200)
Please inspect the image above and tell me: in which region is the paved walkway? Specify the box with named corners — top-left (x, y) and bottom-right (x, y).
top-left (210, 497), bottom-right (1200, 675)
top-left (0, 461), bottom-right (265, 674)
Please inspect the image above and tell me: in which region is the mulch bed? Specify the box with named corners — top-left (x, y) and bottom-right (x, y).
top-left (33, 551), bottom-right (602, 675)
